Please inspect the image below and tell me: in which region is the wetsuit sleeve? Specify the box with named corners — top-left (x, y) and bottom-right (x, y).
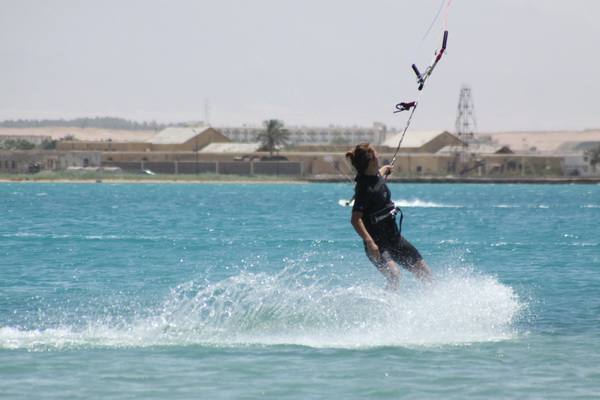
top-left (352, 184), bottom-right (368, 213)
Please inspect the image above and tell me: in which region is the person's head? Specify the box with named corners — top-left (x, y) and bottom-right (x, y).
top-left (346, 142), bottom-right (378, 174)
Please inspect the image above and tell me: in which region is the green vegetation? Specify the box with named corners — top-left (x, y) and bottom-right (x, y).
top-left (41, 139), bottom-right (59, 150)
top-left (0, 139), bottom-right (36, 150)
top-left (0, 135), bottom-right (78, 150)
top-left (585, 144), bottom-right (600, 166)
top-left (0, 117), bottom-right (181, 131)
top-left (256, 119), bottom-right (290, 157)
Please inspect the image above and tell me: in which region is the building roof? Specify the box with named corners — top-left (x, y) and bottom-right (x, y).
top-left (145, 127), bottom-right (211, 144)
top-left (200, 143), bottom-right (262, 153)
top-left (436, 144), bottom-right (514, 155)
top-left (555, 141), bottom-right (600, 153)
top-left (382, 130), bottom-right (449, 148)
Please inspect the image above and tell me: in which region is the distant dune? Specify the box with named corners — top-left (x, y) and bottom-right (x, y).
top-left (1, 126), bottom-right (599, 153)
top-left (484, 130), bottom-right (600, 153)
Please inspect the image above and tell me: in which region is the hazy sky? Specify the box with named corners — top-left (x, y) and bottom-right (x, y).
top-left (1, 0), bottom-right (599, 132)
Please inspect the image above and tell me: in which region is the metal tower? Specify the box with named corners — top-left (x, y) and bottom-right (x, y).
top-left (454, 85), bottom-right (482, 174)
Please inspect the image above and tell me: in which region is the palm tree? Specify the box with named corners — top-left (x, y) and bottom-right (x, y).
top-left (585, 144), bottom-right (600, 166)
top-left (256, 119), bottom-right (290, 158)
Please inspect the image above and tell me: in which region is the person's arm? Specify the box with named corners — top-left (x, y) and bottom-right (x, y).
top-left (351, 211), bottom-right (380, 260)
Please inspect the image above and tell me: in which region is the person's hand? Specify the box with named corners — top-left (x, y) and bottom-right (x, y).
top-left (381, 165), bottom-right (394, 176)
top-left (366, 240), bottom-right (380, 260)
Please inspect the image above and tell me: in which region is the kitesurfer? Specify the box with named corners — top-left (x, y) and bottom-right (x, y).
top-left (346, 142), bottom-right (432, 291)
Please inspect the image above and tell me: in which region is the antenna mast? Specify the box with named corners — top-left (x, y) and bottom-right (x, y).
top-left (204, 98), bottom-right (210, 126)
top-left (454, 85), bottom-right (480, 174)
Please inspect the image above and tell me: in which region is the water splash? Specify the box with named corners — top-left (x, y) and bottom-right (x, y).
top-left (395, 199), bottom-right (460, 208)
top-left (0, 266), bottom-right (525, 351)
top-left (339, 198), bottom-right (459, 208)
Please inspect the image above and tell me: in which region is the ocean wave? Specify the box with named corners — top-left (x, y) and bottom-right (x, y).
top-left (494, 204), bottom-right (553, 209)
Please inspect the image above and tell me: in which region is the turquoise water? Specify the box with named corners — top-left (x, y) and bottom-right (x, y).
top-left (1, 182), bottom-right (599, 399)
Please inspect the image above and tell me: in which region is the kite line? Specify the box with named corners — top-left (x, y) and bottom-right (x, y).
top-left (386, 0), bottom-right (451, 175)
top-left (341, 0), bottom-right (451, 206)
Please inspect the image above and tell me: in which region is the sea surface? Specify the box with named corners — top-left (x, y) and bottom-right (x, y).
top-left (1, 182), bottom-right (599, 399)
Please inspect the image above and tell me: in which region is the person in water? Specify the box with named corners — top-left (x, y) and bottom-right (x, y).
top-left (346, 142), bottom-right (432, 291)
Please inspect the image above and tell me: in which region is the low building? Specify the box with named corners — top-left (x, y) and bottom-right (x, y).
top-left (381, 131), bottom-right (464, 153)
top-left (0, 151), bottom-right (101, 173)
top-left (555, 141), bottom-right (600, 154)
top-left (0, 125), bottom-right (575, 178)
top-left (563, 155), bottom-right (600, 176)
top-left (101, 151), bottom-right (303, 176)
top-left (144, 126), bottom-right (232, 151)
top-left (56, 127), bottom-right (230, 152)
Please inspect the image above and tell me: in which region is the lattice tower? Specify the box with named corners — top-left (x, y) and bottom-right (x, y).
top-left (454, 85), bottom-right (479, 173)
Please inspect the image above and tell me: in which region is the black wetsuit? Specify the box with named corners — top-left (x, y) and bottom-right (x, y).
top-left (352, 172), bottom-right (423, 270)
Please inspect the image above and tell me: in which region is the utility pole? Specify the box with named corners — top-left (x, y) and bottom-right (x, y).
top-left (204, 98), bottom-right (210, 126)
top-left (522, 138), bottom-right (527, 176)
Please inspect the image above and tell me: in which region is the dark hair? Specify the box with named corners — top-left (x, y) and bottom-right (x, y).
top-left (345, 142), bottom-right (375, 173)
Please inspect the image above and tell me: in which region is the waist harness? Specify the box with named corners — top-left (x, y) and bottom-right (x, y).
top-left (369, 204), bottom-right (404, 236)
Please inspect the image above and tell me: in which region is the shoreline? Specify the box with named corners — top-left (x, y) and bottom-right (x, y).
top-left (2, 174), bottom-right (600, 184)
top-left (309, 175), bottom-right (600, 184)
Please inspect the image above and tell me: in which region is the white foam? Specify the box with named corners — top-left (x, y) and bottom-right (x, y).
top-left (0, 267), bottom-right (525, 351)
top-left (339, 198), bottom-right (459, 208)
top-left (395, 199), bottom-right (460, 208)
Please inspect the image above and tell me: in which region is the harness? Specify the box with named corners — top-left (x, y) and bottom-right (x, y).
top-left (369, 204), bottom-right (404, 236)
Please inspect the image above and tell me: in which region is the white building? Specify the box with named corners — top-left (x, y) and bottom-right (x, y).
top-left (218, 123), bottom-right (387, 146)
top-left (563, 155), bottom-right (600, 177)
